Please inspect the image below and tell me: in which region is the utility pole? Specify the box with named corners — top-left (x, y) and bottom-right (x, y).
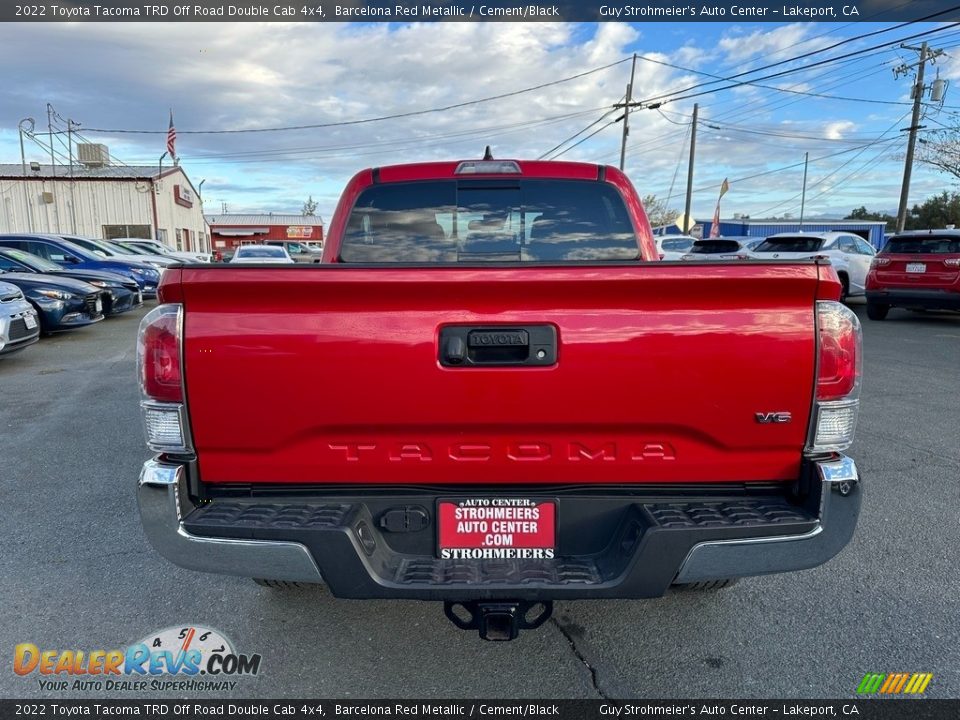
top-left (684, 103), bottom-right (699, 233)
top-left (46, 103), bottom-right (56, 177)
top-left (67, 118), bottom-right (77, 234)
top-left (896, 42), bottom-right (942, 233)
top-left (619, 53), bottom-right (637, 172)
top-left (799, 152), bottom-right (809, 226)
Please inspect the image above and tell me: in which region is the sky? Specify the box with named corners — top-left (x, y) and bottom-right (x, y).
top-left (2, 20), bottom-right (960, 225)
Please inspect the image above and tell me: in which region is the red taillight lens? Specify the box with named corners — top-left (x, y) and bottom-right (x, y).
top-left (871, 257), bottom-right (891, 268)
top-left (137, 304), bottom-right (183, 403)
top-left (816, 302), bottom-right (862, 401)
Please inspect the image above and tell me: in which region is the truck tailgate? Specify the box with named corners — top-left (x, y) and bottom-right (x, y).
top-left (179, 264), bottom-right (820, 485)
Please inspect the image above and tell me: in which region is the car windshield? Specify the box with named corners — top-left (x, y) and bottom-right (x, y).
top-left (122, 243), bottom-right (165, 256)
top-left (1, 248), bottom-right (63, 272)
top-left (689, 240), bottom-right (741, 254)
top-left (105, 241), bottom-right (145, 255)
top-left (752, 237), bottom-right (825, 253)
top-left (237, 247), bottom-right (287, 258)
top-left (884, 235), bottom-right (960, 254)
top-left (341, 179), bottom-right (638, 263)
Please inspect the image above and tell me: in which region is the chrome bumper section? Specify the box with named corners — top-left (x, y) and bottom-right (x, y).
top-left (137, 459), bottom-right (324, 583)
top-left (674, 455), bottom-right (860, 583)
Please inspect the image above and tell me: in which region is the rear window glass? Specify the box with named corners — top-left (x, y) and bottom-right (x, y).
top-left (661, 238), bottom-right (693, 251)
top-left (884, 236), bottom-right (960, 254)
top-left (752, 237), bottom-right (825, 253)
top-left (237, 247), bottom-right (286, 258)
top-left (340, 179), bottom-right (638, 263)
top-left (689, 240), bottom-right (741, 254)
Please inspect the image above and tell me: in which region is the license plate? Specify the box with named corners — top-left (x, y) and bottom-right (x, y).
top-left (95, 298), bottom-right (103, 313)
top-left (906, 262), bottom-right (926, 273)
top-left (437, 499), bottom-right (556, 560)
top-left (23, 314), bottom-right (37, 330)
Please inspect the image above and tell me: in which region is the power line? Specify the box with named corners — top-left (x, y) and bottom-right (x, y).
top-left (650, 23), bottom-right (960, 109)
top-left (631, 13), bottom-right (960, 109)
top-left (538, 98), bottom-right (625, 160)
top-left (751, 110), bottom-right (910, 217)
top-left (547, 116), bottom-right (624, 160)
top-left (78, 57), bottom-right (632, 136)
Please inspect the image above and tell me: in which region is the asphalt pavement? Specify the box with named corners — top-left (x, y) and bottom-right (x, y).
top-left (1, 302), bottom-right (958, 699)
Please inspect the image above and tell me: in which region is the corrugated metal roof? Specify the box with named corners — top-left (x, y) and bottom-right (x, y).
top-left (0, 163), bottom-right (164, 179)
top-left (206, 214), bottom-right (324, 226)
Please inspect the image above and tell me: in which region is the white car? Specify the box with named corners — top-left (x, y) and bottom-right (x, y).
top-left (0, 280), bottom-right (40, 357)
top-left (58, 235), bottom-right (178, 270)
top-left (230, 245), bottom-right (295, 264)
top-left (748, 232), bottom-right (876, 301)
top-left (116, 238), bottom-right (211, 263)
top-left (655, 234), bottom-right (697, 261)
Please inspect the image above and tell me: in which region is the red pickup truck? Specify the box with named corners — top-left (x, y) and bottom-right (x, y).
top-left (137, 158), bottom-right (862, 640)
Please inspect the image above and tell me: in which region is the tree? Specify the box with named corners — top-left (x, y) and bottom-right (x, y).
top-left (916, 128), bottom-right (960, 184)
top-left (845, 206), bottom-right (896, 231)
top-left (641, 194), bottom-right (681, 230)
top-left (907, 190), bottom-right (960, 229)
top-left (301, 195), bottom-right (318, 216)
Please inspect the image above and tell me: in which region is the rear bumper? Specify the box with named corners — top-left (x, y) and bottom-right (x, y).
top-left (867, 288), bottom-right (960, 310)
top-left (138, 457), bottom-right (860, 600)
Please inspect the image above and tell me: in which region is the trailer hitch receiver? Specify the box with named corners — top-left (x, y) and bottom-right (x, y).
top-left (444, 600), bottom-right (553, 641)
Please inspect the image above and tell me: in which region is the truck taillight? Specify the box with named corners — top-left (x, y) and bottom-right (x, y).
top-left (808, 301), bottom-right (862, 453)
top-left (137, 304), bottom-right (192, 454)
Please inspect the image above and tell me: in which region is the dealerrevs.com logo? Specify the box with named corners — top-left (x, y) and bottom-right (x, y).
top-left (14, 625), bottom-right (261, 693)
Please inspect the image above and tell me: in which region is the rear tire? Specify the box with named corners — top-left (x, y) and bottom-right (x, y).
top-left (866, 302), bottom-right (889, 321)
top-left (673, 579), bottom-right (739, 591)
top-left (253, 578), bottom-right (311, 590)
top-left (838, 275), bottom-right (849, 304)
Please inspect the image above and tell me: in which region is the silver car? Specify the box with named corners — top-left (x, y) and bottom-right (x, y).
top-left (0, 280), bottom-right (40, 356)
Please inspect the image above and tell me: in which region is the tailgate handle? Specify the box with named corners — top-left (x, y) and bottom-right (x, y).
top-left (439, 325), bottom-right (557, 367)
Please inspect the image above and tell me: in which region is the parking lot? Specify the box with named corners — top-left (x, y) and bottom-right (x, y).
top-left (1, 302), bottom-right (958, 699)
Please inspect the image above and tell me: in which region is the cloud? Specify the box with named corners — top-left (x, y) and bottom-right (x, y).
top-left (0, 21), bottom-right (945, 219)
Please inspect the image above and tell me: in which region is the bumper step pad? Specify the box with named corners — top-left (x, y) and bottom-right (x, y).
top-left (182, 494), bottom-right (819, 599)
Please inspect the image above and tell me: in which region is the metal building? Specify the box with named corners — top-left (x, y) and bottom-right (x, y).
top-left (0, 156), bottom-right (210, 252)
top-left (697, 218), bottom-right (888, 249)
top-left (206, 214), bottom-right (325, 253)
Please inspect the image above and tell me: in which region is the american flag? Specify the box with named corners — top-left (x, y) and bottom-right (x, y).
top-left (166, 110), bottom-right (177, 158)
top-left (709, 178), bottom-right (730, 238)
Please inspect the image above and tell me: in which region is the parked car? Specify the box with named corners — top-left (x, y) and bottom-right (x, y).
top-left (0, 235), bottom-right (161, 298)
top-left (136, 157), bottom-right (861, 642)
top-left (230, 245), bottom-right (295, 264)
top-left (748, 232), bottom-right (876, 302)
top-left (0, 248), bottom-right (143, 316)
top-left (56, 235), bottom-right (178, 270)
top-left (0, 270), bottom-right (104, 332)
top-left (0, 280), bottom-right (40, 356)
top-left (264, 240), bottom-right (322, 263)
top-left (654, 234), bottom-right (696, 261)
top-left (865, 229), bottom-right (960, 320)
top-left (115, 238), bottom-right (211, 263)
top-left (681, 238), bottom-right (750, 260)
